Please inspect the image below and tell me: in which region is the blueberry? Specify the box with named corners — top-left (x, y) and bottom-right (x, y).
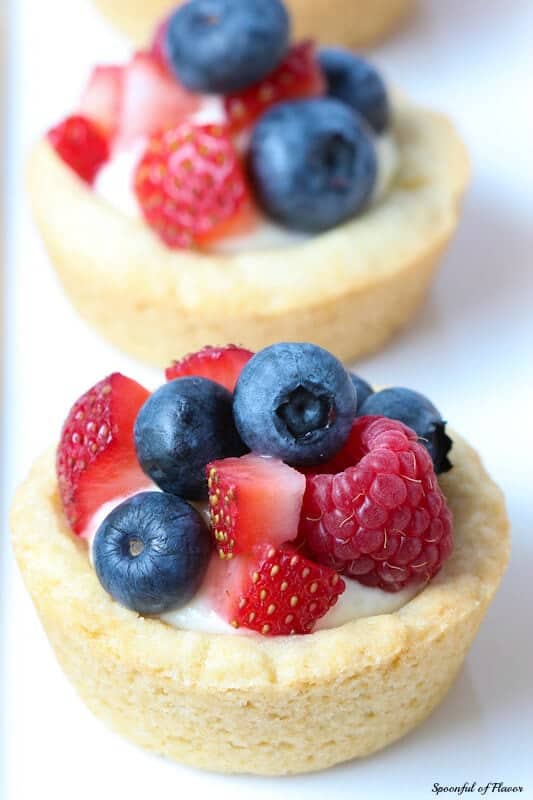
top-left (134, 377), bottom-right (246, 500)
top-left (248, 98), bottom-right (377, 233)
top-left (93, 492), bottom-right (212, 615)
top-left (349, 372), bottom-right (374, 409)
top-left (319, 49), bottom-right (390, 134)
top-left (233, 343), bottom-right (357, 466)
top-left (165, 0), bottom-right (290, 94)
top-left (359, 387), bottom-right (453, 474)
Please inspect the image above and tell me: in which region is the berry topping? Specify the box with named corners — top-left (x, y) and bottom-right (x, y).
top-left (233, 343), bottom-right (357, 466)
top-left (298, 415), bottom-right (368, 476)
top-left (93, 492), bottom-right (212, 615)
top-left (56, 373), bottom-right (151, 535)
top-left (319, 49), bottom-right (390, 134)
top-left (350, 372), bottom-right (374, 410)
top-left (206, 453), bottom-right (305, 558)
top-left (117, 52), bottom-right (200, 149)
top-left (79, 65), bottom-right (124, 139)
top-left (149, 14), bottom-right (171, 69)
top-left (248, 98), bottom-right (377, 232)
top-left (134, 377), bottom-right (246, 501)
top-left (359, 388), bottom-right (453, 474)
top-left (211, 545), bottom-right (345, 635)
top-left (224, 41), bottom-right (326, 134)
top-left (134, 123), bottom-right (252, 249)
top-left (299, 416), bottom-right (453, 592)
top-left (165, 0), bottom-right (290, 94)
top-left (165, 345), bottom-right (254, 392)
top-left (47, 115), bottom-right (110, 184)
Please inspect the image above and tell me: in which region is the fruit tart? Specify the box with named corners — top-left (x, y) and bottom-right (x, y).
top-left (28, 0), bottom-right (469, 367)
top-left (11, 342), bottom-right (509, 775)
top-left (92, 0), bottom-right (416, 50)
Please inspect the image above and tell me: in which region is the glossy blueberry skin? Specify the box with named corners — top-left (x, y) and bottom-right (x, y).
top-left (248, 98), bottom-right (377, 233)
top-left (165, 0), bottom-right (290, 93)
top-left (93, 492), bottom-right (212, 615)
top-left (359, 387), bottom-right (453, 474)
top-left (134, 377), bottom-right (246, 500)
top-left (349, 372), bottom-right (374, 409)
top-left (233, 343), bottom-right (357, 466)
top-left (319, 49), bottom-right (390, 134)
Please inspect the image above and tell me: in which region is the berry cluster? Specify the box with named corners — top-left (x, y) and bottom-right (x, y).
top-left (57, 342), bottom-right (454, 636)
top-left (299, 417), bottom-right (453, 592)
top-left (47, 0), bottom-right (392, 247)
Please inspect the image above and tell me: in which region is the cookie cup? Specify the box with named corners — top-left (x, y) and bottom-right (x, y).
top-left (10, 433), bottom-right (509, 775)
top-left (92, 0), bottom-right (416, 48)
top-left (27, 102), bottom-right (469, 368)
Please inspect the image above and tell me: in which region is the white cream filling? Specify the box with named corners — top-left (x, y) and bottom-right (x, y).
top-left (95, 99), bottom-right (398, 254)
top-left (84, 491), bottom-right (418, 635)
top-left (161, 573), bottom-right (418, 634)
top-left (188, 94), bottom-right (227, 125)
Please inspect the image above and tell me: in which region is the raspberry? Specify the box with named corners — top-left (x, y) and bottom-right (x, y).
top-left (299, 416), bottom-right (453, 592)
top-left (47, 115), bottom-right (109, 184)
top-left (134, 122), bottom-right (253, 249)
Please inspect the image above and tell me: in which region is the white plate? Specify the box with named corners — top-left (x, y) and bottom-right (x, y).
top-left (2, 0), bottom-right (533, 797)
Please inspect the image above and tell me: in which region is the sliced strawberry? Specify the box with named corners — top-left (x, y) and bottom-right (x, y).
top-left (209, 545), bottom-right (345, 635)
top-left (116, 52), bottom-right (200, 149)
top-left (206, 454), bottom-right (305, 558)
top-left (79, 65), bottom-right (124, 139)
top-left (47, 115), bottom-right (110, 184)
top-left (134, 122), bottom-right (252, 249)
top-left (56, 373), bottom-right (151, 536)
top-left (165, 345), bottom-right (253, 392)
top-left (149, 14), bottom-right (171, 70)
top-left (224, 41), bottom-right (326, 134)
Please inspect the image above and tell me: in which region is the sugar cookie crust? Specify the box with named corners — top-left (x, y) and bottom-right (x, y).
top-left (10, 433), bottom-right (508, 775)
top-left (27, 103), bottom-right (469, 368)
top-left (92, 0), bottom-right (416, 48)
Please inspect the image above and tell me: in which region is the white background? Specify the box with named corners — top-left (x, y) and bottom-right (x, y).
top-left (1, 0), bottom-right (533, 797)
